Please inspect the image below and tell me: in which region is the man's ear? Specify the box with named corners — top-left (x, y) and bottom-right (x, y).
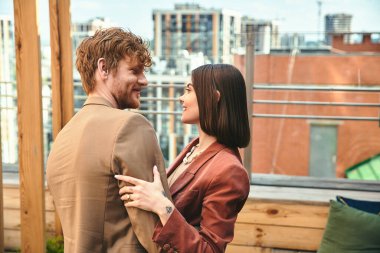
top-left (97, 58), bottom-right (108, 79)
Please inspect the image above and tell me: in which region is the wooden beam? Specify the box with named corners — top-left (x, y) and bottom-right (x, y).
top-left (232, 223), bottom-right (324, 251)
top-left (3, 186), bottom-right (57, 250)
top-left (244, 24), bottom-right (254, 180)
top-left (3, 185), bottom-right (55, 211)
top-left (231, 198), bottom-right (328, 251)
top-left (0, 12), bottom-right (6, 238)
top-left (5, 182), bottom-right (380, 251)
top-left (48, 0), bottom-right (74, 236)
top-left (4, 209), bottom-right (55, 232)
top-left (227, 245), bottom-right (273, 253)
top-left (237, 199), bottom-right (329, 229)
top-left (13, 0), bottom-right (46, 252)
top-left (0, 130), bottom-right (3, 253)
top-left (227, 245), bottom-right (313, 253)
top-left (49, 0), bottom-right (74, 131)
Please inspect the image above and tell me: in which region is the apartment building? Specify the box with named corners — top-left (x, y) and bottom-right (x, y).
top-left (325, 13), bottom-right (352, 44)
top-left (241, 16), bottom-right (280, 53)
top-left (152, 3), bottom-right (241, 67)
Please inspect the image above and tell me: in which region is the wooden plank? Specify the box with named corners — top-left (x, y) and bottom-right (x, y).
top-left (237, 199), bottom-right (329, 229)
top-left (3, 186), bottom-right (19, 210)
top-left (4, 209), bottom-right (55, 232)
top-left (58, 0), bottom-right (74, 126)
top-left (13, 0), bottom-right (46, 252)
top-left (272, 249), bottom-right (315, 253)
top-left (45, 189), bottom-right (55, 211)
top-left (49, 0), bottom-right (63, 136)
top-left (3, 186), bottom-right (55, 211)
top-left (8, 183), bottom-right (378, 251)
top-left (49, 0), bottom-right (74, 134)
top-left (49, 0), bottom-right (74, 236)
top-left (226, 245), bottom-right (312, 253)
top-left (227, 245), bottom-right (272, 253)
top-left (232, 223), bottom-right (324, 251)
top-left (4, 229), bottom-right (20, 251)
top-left (0, 130), bottom-right (3, 253)
top-left (4, 229), bottom-right (55, 251)
top-left (243, 24), bottom-right (254, 180)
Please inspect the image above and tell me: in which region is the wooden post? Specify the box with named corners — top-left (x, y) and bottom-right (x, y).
top-left (244, 24), bottom-right (255, 182)
top-left (13, 0), bottom-right (46, 252)
top-left (0, 128), bottom-right (3, 253)
top-left (49, 0), bottom-right (74, 236)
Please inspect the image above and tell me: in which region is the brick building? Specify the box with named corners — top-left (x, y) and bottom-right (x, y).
top-left (234, 33), bottom-right (380, 178)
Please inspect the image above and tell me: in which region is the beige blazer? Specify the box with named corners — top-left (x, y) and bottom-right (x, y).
top-left (46, 96), bottom-right (170, 253)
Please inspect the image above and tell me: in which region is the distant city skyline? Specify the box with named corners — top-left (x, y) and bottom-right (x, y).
top-left (1, 0), bottom-right (379, 42)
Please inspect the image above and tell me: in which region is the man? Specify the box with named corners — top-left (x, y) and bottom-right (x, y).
top-left (46, 28), bottom-right (170, 253)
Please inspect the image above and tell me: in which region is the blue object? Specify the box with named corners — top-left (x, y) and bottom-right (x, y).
top-left (336, 195), bottom-right (380, 215)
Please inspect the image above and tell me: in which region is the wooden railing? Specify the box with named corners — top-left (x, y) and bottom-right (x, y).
top-left (227, 198), bottom-right (328, 252)
top-left (4, 185), bottom-right (55, 249)
top-left (4, 181), bottom-right (380, 252)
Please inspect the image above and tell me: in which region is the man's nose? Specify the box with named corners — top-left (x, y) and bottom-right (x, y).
top-left (138, 73), bottom-right (148, 86)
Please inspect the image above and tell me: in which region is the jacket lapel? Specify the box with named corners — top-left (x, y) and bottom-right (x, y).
top-left (166, 138), bottom-right (199, 177)
top-left (169, 140), bottom-right (226, 197)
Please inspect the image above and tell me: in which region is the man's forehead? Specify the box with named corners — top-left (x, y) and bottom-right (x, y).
top-left (124, 55), bottom-right (144, 68)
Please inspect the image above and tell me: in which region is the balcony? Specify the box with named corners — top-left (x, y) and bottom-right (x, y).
top-left (1, 1), bottom-right (380, 253)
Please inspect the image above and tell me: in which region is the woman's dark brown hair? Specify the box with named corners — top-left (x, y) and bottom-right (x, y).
top-left (192, 64), bottom-right (250, 148)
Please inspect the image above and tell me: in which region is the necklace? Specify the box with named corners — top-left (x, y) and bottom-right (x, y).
top-left (182, 144), bottom-right (202, 165)
top-left (168, 144), bottom-right (202, 186)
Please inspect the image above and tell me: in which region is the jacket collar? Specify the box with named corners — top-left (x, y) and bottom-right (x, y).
top-left (167, 137), bottom-right (228, 196)
top-left (83, 96), bottom-right (115, 108)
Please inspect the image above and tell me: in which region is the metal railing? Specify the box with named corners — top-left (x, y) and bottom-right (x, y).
top-left (1, 81), bottom-right (380, 173)
top-left (1, 81), bottom-right (379, 121)
top-left (251, 84), bottom-right (380, 122)
top-left (253, 84), bottom-right (380, 92)
top-left (254, 100), bottom-right (380, 107)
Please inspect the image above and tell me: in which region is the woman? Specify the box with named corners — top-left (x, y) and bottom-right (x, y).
top-left (115, 64), bottom-right (251, 252)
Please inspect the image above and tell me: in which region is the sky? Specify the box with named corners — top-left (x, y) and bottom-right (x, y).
top-left (1, 0), bottom-right (379, 42)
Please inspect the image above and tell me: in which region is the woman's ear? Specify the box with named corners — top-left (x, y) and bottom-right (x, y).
top-left (216, 90), bottom-right (221, 102)
top-left (97, 58), bottom-right (108, 79)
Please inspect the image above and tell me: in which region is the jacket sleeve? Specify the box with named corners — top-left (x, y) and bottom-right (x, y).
top-left (111, 113), bottom-right (171, 253)
top-left (152, 163), bottom-right (250, 253)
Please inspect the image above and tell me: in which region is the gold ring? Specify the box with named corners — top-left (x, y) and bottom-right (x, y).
top-left (126, 194), bottom-right (131, 201)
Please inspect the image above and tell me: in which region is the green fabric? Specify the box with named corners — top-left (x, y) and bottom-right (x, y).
top-left (318, 200), bottom-right (380, 253)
